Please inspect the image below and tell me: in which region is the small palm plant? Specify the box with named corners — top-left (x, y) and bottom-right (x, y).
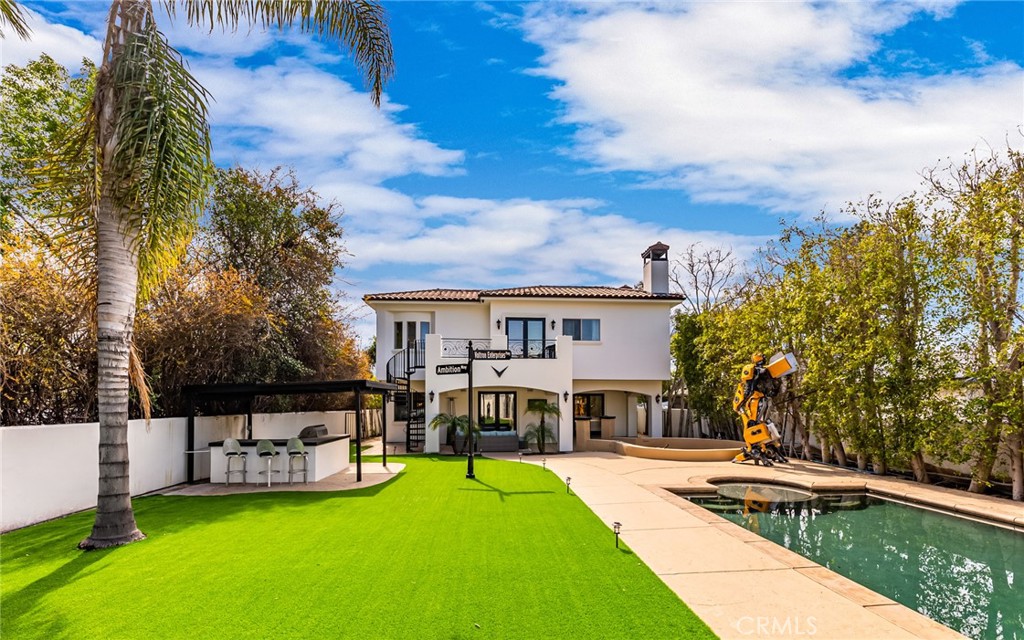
top-left (524, 401), bottom-right (561, 454)
top-left (429, 412), bottom-right (479, 455)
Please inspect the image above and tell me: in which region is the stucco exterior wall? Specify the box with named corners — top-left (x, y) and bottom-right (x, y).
top-left (1, 411), bottom-right (365, 532)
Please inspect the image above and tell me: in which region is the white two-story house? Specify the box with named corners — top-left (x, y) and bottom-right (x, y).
top-left (364, 243), bottom-right (684, 453)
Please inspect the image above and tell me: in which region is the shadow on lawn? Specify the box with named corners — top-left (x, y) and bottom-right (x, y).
top-left (1, 542), bottom-right (107, 639)
top-left (459, 477), bottom-right (555, 502)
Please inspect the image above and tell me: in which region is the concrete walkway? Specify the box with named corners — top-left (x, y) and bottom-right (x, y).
top-left (489, 451), bottom-right (1023, 640)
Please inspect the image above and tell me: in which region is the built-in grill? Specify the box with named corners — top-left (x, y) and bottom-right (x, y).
top-left (298, 424), bottom-right (328, 438)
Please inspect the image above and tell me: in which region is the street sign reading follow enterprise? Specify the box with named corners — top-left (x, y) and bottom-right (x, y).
top-left (473, 349), bottom-right (512, 361)
top-left (436, 363), bottom-right (470, 375)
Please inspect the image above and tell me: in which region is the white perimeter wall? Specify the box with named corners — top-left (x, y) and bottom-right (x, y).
top-left (0, 411), bottom-right (373, 532)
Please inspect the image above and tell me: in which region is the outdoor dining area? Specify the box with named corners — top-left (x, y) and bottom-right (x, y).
top-left (183, 379), bottom-right (398, 487)
top-left (209, 425), bottom-right (350, 486)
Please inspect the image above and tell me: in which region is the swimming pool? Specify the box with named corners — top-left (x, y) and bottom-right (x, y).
top-left (687, 484), bottom-right (1023, 640)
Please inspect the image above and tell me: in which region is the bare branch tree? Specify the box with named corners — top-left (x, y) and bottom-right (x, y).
top-left (670, 243), bottom-right (738, 314)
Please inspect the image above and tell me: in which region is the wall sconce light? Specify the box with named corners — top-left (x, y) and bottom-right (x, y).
top-left (655, 394), bottom-right (661, 403)
top-left (613, 521), bottom-right (622, 548)
top-left (566, 476), bottom-right (572, 494)
top-left (563, 391), bottom-right (569, 402)
top-left (429, 390), bottom-right (435, 403)
top-left (496, 319), bottom-right (501, 329)
top-left (550, 319), bottom-right (556, 330)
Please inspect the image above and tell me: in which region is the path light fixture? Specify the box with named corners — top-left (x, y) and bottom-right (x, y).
top-left (613, 521), bottom-right (622, 548)
top-left (542, 457), bottom-right (547, 471)
top-left (566, 476), bottom-right (572, 494)
top-left (518, 452), bottom-right (523, 463)
top-left (428, 390), bottom-right (435, 403)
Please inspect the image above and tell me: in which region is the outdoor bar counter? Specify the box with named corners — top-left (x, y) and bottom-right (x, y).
top-left (208, 435), bottom-right (350, 484)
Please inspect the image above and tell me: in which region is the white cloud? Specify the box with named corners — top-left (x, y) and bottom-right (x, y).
top-left (348, 194), bottom-right (765, 286)
top-left (0, 6), bottom-right (101, 69)
top-left (521, 1), bottom-right (1023, 214)
top-left (193, 58), bottom-right (464, 184)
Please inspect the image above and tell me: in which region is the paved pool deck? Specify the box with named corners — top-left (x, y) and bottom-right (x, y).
top-left (487, 450), bottom-right (1023, 640)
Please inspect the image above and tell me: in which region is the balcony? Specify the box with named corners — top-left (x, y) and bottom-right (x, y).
top-left (440, 338), bottom-right (557, 359)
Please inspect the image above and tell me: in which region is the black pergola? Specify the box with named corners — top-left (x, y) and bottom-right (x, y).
top-left (182, 379), bottom-right (398, 484)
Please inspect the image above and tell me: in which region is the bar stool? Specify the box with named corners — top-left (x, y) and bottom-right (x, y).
top-left (223, 438), bottom-right (247, 486)
top-left (256, 439), bottom-right (280, 487)
top-left (287, 437), bottom-right (309, 484)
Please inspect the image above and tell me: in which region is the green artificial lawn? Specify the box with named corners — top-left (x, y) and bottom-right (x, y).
top-left (1, 456), bottom-right (715, 639)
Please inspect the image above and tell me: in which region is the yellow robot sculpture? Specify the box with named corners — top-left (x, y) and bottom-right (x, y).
top-left (732, 352), bottom-right (797, 466)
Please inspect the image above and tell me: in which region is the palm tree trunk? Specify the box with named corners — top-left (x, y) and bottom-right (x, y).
top-left (80, 194), bottom-right (145, 549)
top-left (80, 38), bottom-right (145, 547)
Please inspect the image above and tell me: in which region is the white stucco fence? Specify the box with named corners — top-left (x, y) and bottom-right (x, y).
top-left (1, 410), bottom-right (381, 532)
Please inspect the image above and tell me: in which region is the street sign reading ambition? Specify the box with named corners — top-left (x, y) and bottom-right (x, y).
top-left (436, 363), bottom-right (469, 375)
top-left (473, 349), bottom-right (512, 361)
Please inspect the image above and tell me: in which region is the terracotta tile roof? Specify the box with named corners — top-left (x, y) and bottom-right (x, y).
top-left (362, 289), bottom-right (482, 302)
top-left (364, 285), bottom-right (684, 302)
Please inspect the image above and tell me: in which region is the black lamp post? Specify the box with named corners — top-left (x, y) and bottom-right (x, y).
top-left (466, 340), bottom-right (475, 479)
top-left (613, 521), bottom-right (622, 548)
top-left (566, 476), bottom-right (572, 494)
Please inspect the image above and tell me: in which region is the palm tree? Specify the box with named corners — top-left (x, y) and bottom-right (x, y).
top-left (2, 0), bottom-right (393, 549)
top-left (429, 412), bottom-right (478, 455)
top-left (0, 0), bottom-right (29, 38)
top-left (524, 400), bottom-right (561, 454)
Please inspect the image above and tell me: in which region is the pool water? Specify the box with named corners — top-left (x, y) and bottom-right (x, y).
top-left (687, 485), bottom-right (1023, 640)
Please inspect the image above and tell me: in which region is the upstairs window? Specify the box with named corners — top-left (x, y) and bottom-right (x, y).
top-left (394, 320), bottom-right (430, 349)
top-left (563, 318), bottom-right (600, 341)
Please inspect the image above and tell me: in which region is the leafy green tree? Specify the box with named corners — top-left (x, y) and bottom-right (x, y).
top-left (3, 0), bottom-right (393, 549)
top-left (929, 147), bottom-right (1023, 498)
top-left (0, 55), bottom-right (94, 243)
top-left (199, 166), bottom-right (369, 409)
top-left (668, 244), bottom-right (737, 436)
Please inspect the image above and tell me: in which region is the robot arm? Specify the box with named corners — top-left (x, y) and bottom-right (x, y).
top-left (732, 352), bottom-right (797, 466)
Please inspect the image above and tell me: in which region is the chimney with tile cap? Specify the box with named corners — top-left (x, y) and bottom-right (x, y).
top-left (642, 242), bottom-right (670, 295)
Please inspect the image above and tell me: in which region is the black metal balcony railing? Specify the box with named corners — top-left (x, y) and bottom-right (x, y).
top-left (440, 338), bottom-right (491, 358)
top-left (509, 339), bottom-right (557, 359)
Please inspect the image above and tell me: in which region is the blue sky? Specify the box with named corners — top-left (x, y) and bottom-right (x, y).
top-left (3, 1), bottom-right (1023, 341)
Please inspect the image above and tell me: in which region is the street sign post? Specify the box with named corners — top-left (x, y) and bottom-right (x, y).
top-left (472, 349), bottom-right (512, 361)
top-left (436, 363), bottom-right (470, 375)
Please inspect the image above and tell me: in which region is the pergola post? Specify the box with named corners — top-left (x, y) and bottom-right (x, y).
top-left (186, 396), bottom-right (196, 484)
top-left (355, 391), bottom-right (364, 482)
top-left (381, 391), bottom-right (388, 467)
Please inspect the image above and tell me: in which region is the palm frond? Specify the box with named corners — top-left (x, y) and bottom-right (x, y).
top-left (0, 0), bottom-right (31, 39)
top-left (170, 0), bottom-right (394, 106)
top-left (106, 5), bottom-right (213, 296)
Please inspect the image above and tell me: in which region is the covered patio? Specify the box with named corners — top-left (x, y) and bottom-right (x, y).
top-left (182, 379), bottom-right (398, 484)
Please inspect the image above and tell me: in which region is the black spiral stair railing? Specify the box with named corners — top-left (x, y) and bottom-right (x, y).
top-left (385, 341), bottom-right (425, 451)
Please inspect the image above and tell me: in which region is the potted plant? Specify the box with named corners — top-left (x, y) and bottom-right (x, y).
top-left (524, 401), bottom-right (561, 454)
top-left (428, 413), bottom-right (479, 454)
